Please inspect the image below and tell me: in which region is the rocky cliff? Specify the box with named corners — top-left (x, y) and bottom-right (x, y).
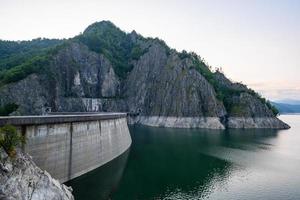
top-left (0, 149), bottom-right (74, 200)
top-left (0, 21), bottom-right (289, 129)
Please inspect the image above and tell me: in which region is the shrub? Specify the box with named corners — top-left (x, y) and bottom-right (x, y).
top-left (266, 100), bottom-right (279, 116)
top-left (189, 55), bottom-right (279, 116)
top-left (76, 22), bottom-right (148, 79)
top-left (0, 103), bottom-right (18, 116)
top-left (0, 55), bottom-right (49, 85)
top-left (178, 50), bottom-right (190, 60)
top-left (230, 105), bottom-right (247, 116)
top-left (0, 125), bottom-right (26, 158)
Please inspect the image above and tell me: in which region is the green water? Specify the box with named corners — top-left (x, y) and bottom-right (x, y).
top-left (67, 115), bottom-right (300, 200)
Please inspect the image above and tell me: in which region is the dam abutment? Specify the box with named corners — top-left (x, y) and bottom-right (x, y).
top-left (0, 113), bottom-right (132, 183)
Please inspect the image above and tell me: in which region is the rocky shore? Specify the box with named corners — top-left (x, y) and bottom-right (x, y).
top-left (129, 116), bottom-right (225, 129)
top-left (129, 116), bottom-right (290, 129)
top-left (227, 117), bottom-right (290, 129)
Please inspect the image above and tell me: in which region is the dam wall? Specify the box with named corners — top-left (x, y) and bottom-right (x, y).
top-left (0, 113), bottom-right (131, 183)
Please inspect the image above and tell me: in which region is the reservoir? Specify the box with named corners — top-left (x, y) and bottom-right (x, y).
top-left (67, 115), bottom-right (300, 200)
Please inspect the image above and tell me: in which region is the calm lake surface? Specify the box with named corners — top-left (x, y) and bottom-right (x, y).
top-left (67, 115), bottom-right (300, 200)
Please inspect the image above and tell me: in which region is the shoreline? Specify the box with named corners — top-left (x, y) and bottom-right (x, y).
top-left (128, 115), bottom-right (290, 130)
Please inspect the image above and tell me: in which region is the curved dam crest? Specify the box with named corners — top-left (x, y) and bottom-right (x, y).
top-left (0, 113), bottom-right (132, 183)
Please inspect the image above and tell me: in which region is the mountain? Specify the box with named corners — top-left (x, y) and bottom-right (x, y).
top-left (272, 102), bottom-right (300, 114)
top-left (0, 21), bottom-right (289, 129)
top-left (0, 38), bottom-right (63, 71)
top-left (275, 99), bottom-right (300, 105)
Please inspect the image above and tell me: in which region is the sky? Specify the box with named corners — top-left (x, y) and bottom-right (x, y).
top-left (0, 0), bottom-right (299, 101)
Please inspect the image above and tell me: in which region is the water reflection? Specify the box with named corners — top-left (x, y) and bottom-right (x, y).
top-left (112, 126), bottom-right (280, 200)
top-left (68, 123), bottom-right (293, 200)
top-left (66, 149), bottom-right (130, 200)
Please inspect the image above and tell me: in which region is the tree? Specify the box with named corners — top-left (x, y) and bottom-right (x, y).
top-left (0, 125), bottom-right (26, 158)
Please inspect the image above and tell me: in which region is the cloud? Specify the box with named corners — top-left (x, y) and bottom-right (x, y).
top-left (247, 80), bottom-right (300, 101)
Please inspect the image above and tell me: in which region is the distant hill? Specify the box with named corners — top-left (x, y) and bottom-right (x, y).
top-left (276, 99), bottom-right (300, 105)
top-left (272, 102), bottom-right (300, 114)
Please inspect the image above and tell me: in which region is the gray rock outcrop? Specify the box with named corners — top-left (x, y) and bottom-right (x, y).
top-left (0, 149), bottom-right (74, 200)
top-left (0, 21), bottom-right (289, 129)
top-left (227, 117), bottom-right (290, 129)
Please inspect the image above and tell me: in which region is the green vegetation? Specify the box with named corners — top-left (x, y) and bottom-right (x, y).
top-left (0, 22), bottom-right (153, 83)
top-left (0, 125), bottom-right (26, 158)
top-left (178, 50), bottom-right (190, 60)
top-left (76, 21), bottom-right (146, 78)
top-left (250, 91), bottom-right (279, 116)
top-left (0, 38), bottom-right (62, 85)
top-left (189, 53), bottom-right (231, 99)
top-left (229, 105), bottom-right (247, 116)
top-left (192, 55), bottom-right (215, 85)
top-left (186, 52), bottom-right (279, 116)
top-left (0, 55), bottom-right (49, 85)
top-left (267, 101), bottom-right (279, 116)
top-left (0, 38), bottom-right (62, 71)
top-left (0, 21), bottom-right (279, 117)
top-left (130, 46), bottom-right (144, 60)
top-left (0, 103), bottom-right (18, 116)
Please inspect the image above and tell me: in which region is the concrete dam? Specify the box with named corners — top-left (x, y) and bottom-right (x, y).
top-left (0, 113), bottom-right (132, 183)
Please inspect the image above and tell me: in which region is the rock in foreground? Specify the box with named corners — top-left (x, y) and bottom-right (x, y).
top-left (0, 149), bottom-right (74, 200)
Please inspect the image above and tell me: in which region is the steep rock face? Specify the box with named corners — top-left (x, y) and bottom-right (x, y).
top-left (123, 42), bottom-right (227, 128)
top-left (0, 149), bottom-right (74, 200)
top-left (49, 42), bottom-right (122, 111)
top-left (212, 71), bottom-right (289, 128)
top-left (213, 72), bottom-right (273, 117)
top-left (0, 74), bottom-right (50, 115)
top-left (125, 43), bottom-right (226, 118)
top-left (213, 71), bottom-right (248, 92)
top-left (0, 21), bottom-right (289, 129)
top-left (229, 93), bottom-right (274, 117)
top-left (52, 43), bottom-right (120, 98)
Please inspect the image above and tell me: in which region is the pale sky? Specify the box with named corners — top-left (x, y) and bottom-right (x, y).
top-left (0, 0), bottom-right (299, 101)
